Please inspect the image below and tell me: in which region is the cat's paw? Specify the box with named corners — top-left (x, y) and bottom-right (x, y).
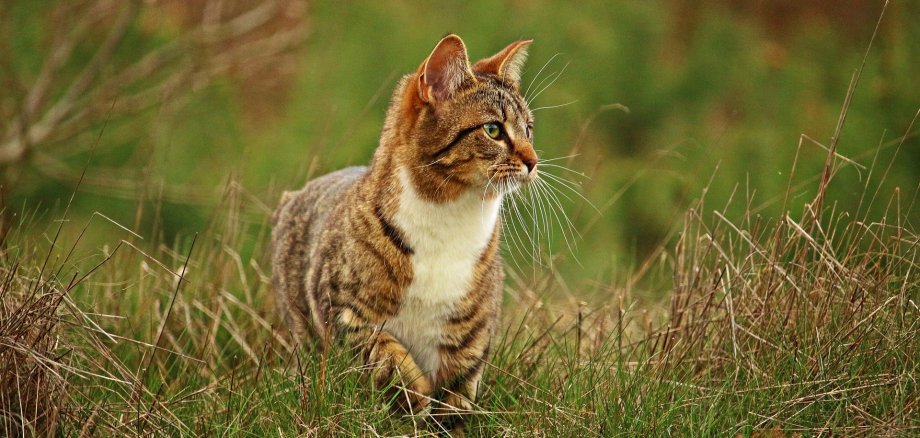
top-left (368, 339), bottom-right (433, 414)
top-left (429, 392), bottom-right (473, 434)
top-left (391, 374), bottom-right (434, 416)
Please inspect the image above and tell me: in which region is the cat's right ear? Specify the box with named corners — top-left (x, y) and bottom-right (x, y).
top-left (473, 39), bottom-right (532, 85)
top-left (417, 35), bottom-right (474, 104)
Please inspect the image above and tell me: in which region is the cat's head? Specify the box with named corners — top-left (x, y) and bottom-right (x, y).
top-left (384, 35), bottom-right (537, 202)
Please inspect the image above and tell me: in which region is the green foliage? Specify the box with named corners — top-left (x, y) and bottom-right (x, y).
top-left (6, 2), bottom-right (920, 279)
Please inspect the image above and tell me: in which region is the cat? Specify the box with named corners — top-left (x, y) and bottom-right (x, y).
top-left (271, 34), bottom-right (537, 431)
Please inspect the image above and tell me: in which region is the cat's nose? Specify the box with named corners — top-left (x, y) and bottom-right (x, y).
top-left (522, 155), bottom-right (537, 173)
top-left (517, 141), bottom-right (538, 174)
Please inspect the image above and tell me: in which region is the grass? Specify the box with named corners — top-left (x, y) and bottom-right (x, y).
top-left (1, 115), bottom-right (917, 436)
top-left (2, 3), bottom-right (919, 436)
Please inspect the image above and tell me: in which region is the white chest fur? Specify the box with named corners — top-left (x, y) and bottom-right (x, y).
top-left (385, 167), bottom-right (501, 376)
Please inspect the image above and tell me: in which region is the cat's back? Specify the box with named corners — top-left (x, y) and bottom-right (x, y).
top-left (273, 166), bottom-right (366, 233)
top-left (271, 166), bottom-right (366, 336)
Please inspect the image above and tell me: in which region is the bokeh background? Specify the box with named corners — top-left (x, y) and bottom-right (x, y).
top-left (3, 0), bottom-right (918, 302)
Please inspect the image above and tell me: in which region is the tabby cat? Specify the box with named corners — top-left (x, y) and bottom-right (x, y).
top-left (271, 34), bottom-right (537, 430)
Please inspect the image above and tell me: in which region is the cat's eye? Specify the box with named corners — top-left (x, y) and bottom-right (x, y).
top-left (526, 124), bottom-right (533, 139)
top-left (483, 123), bottom-right (501, 139)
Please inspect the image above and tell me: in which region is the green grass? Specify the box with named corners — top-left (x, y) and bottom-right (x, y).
top-left (1, 136), bottom-right (917, 435)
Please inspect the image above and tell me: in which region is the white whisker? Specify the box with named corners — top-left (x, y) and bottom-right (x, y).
top-left (482, 171), bottom-right (500, 222)
top-left (538, 154), bottom-right (580, 163)
top-left (537, 163), bottom-right (590, 178)
top-left (534, 178), bottom-right (581, 259)
top-left (434, 174), bottom-right (454, 197)
top-left (515, 188), bottom-right (541, 266)
top-left (537, 174), bottom-right (578, 204)
top-left (500, 183), bottom-right (529, 271)
top-left (483, 156), bottom-right (595, 269)
top-left (527, 61), bottom-right (570, 106)
top-left (507, 185), bottom-right (534, 250)
top-left (524, 53), bottom-right (561, 102)
top-left (539, 171), bottom-right (599, 213)
top-left (523, 185), bottom-right (542, 265)
top-left (530, 179), bottom-right (574, 258)
top-left (525, 183), bottom-right (550, 267)
top-left (531, 100), bottom-right (578, 112)
top-left (416, 157), bottom-right (447, 169)
top-left (533, 180), bottom-right (553, 254)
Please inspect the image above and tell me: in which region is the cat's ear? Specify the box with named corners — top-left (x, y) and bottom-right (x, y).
top-left (417, 35), bottom-right (475, 103)
top-left (473, 39), bottom-right (532, 85)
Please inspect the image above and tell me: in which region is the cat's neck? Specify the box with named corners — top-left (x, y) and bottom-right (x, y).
top-left (392, 166), bottom-right (501, 260)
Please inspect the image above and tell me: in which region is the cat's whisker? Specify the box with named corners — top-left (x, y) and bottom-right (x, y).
top-left (505, 183), bottom-right (522, 220)
top-left (539, 170), bottom-right (582, 192)
top-left (537, 154), bottom-right (580, 164)
top-left (537, 163), bottom-right (590, 179)
top-left (539, 170), bottom-right (600, 213)
top-left (499, 183), bottom-right (530, 271)
top-left (524, 52), bottom-right (561, 102)
top-left (501, 208), bottom-right (528, 273)
top-left (534, 178), bottom-right (580, 257)
top-left (511, 187), bottom-right (539, 259)
top-left (521, 183), bottom-right (537, 231)
top-left (531, 100), bottom-right (578, 112)
top-left (532, 180), bottom-right (553, 258)
top-left (532, 180), bottom-right (553, 254)
top-left (514, 180), bottom-right (545, 268)
top-left (537, 174), bottom-right (578, 205)
top-left (482, 171), bottom-right (499, 208)
top-left (525, 57), bottom-right (565, 104)
top-left (507, 182), bottom-right (530, 222)
top-left (508, 188), bottom-right (539, 266)
top-left (434, 174), bottom-right (454, 198)
top-left (416, 157), bottom-right (448, 169)
top-left (523, 184), bottom-right (546, 265)
top-left (527, 61), bottom-right (570, 106)
top-left (487, 157), bottom-right (593, 266)
top-left (543, 181), bottom-right (583, 245)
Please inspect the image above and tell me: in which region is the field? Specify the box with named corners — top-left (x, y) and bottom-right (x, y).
top-left (1, 1), bottom-right (919, 436)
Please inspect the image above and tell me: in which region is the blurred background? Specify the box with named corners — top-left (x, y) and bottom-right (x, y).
top-left (2, 0), bottom-right (918, 302)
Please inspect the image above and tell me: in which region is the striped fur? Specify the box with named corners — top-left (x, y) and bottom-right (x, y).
top-left (271, 35), bottom-right (536, 430)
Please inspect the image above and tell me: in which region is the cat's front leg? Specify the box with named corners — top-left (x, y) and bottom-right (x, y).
top-left (439, 354), bottom-right (485, 414)
top-left (431, 331), bottom-right (492, 432)
top-left (341, 325), bottom-right (433, 414)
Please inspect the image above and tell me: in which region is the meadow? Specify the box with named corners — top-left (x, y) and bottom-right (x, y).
top-left (1, 1), bottom-right (918, 436)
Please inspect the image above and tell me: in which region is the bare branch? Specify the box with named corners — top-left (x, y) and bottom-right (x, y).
top-left (0, 0), bottom-right (306, 172)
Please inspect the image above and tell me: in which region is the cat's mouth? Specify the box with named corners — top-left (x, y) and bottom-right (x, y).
top-left (484, 163), bottom-right (537, 196)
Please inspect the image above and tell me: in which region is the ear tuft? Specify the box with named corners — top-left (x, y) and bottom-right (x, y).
top-left (417, 34), bottom-right (474, 103)
top-left (473, 39), bottom-right (533, 85)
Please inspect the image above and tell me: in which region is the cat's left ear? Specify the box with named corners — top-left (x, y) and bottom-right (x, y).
top-left (418, 35), bottom-right (475, 104)
top-left (473, 39), bottom-right (533, 85)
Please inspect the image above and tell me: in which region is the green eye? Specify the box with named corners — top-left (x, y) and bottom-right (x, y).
top-left (483, 123), bottom-right (501, 139)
